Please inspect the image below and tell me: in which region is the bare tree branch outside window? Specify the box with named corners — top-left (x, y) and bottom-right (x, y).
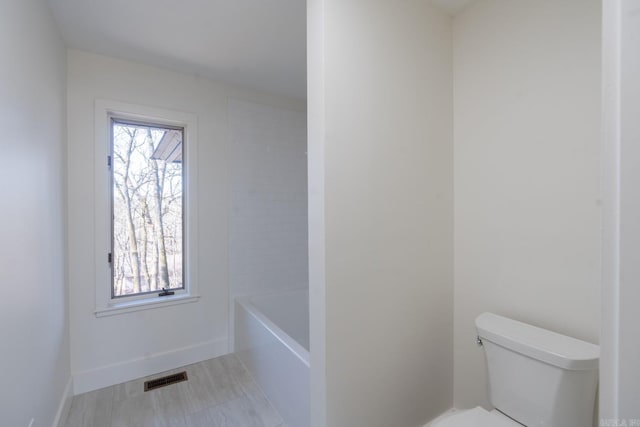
top-left (111, 120), bottom-right (184, 297)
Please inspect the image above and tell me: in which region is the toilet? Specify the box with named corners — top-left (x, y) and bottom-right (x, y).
top-left (433, 312), bottom-right (599, 427)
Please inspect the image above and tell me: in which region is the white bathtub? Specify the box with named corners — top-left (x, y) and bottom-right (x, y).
top-left (234, 289), bottom-right (310, 427)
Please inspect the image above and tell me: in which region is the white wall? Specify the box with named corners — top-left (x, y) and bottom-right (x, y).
top-left (229, 99), bottom-right (308, 299)
top-left (453, 0), bottom-right (602, 410)
top-left (617, 1), bottom-right (640, 414)
top-left (0, 0), bottom-right (70, 425)
top-left (307, 0), bottom-right (327, 424)
top-left (66, 50), bottom-right (305, 393)
top-left (615, 0), bottom-right (640, 417)
top-left (601, 0), bottom-right (640, 421)
top-left (308, 1), bottom-right (454, 426)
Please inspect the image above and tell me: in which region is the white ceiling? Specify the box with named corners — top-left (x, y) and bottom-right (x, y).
top-left (47, 0), bottom-right (475, 100)
top-left (47, 0), bottom-right (307, 100)
top-left (430, 0), bottom-right (476, 15)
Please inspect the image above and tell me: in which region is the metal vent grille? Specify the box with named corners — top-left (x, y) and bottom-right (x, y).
top-left (144, 371), bottom-right (188, 392)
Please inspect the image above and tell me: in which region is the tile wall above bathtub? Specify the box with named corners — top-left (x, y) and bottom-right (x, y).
top-left (229, 99), bottom-right (308, 298)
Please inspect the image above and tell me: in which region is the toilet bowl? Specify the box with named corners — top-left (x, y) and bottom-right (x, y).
top-left (433, 407), bottom-right (521, 427)
top-left (432, 313), bottom-right (599, 427)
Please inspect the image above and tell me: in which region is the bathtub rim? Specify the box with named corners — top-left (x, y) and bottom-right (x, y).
top-left (235, 292), bottom-right (310, 367)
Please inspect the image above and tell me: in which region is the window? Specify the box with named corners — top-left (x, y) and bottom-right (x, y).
top-left (110, 119), bottom-right (184, 298)
top-left (94, 100), bottom-right (199, 317)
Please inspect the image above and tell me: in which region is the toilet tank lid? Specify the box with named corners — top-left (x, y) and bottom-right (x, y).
top-left (475, 313), bottom-right (599, 371)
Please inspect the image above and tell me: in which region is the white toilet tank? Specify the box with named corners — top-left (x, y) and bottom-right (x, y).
top-left (476, 313), bottom-right (599, 427)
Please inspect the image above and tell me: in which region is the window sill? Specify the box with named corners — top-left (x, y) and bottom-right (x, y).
top-left (95, 294), bottom-right (200, 318)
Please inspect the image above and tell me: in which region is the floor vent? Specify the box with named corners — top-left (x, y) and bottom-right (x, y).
top-left (144, 371), bottom-right (188, 392)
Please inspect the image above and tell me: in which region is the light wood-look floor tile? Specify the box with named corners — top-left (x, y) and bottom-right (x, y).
top-left (64, 354), bottom-right (282, 427)
top-left (65, 385), bottom-right (114, 427)
top-left (185, 395), bottom-right (282, 427)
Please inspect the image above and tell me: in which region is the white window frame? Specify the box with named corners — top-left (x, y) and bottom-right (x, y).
top-left (94, 99), bottom-right (199, 317)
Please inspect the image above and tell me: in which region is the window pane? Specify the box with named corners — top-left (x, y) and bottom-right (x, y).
top-left (111, 120), bottom-right (184, 297)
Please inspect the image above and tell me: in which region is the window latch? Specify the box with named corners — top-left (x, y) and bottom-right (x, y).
top-left (158, 288), bottom-right (175, 297)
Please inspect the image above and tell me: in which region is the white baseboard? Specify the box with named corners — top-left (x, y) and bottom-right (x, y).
top-left (72, 338), bottom-right (228, 395)
top-left (424, 408), bottom-right (458, 427)
top-left (53, 376), bottom-right (73, 427)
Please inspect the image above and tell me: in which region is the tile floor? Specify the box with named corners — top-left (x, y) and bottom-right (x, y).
top-left (64, 354), bottom-right (285, 427)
